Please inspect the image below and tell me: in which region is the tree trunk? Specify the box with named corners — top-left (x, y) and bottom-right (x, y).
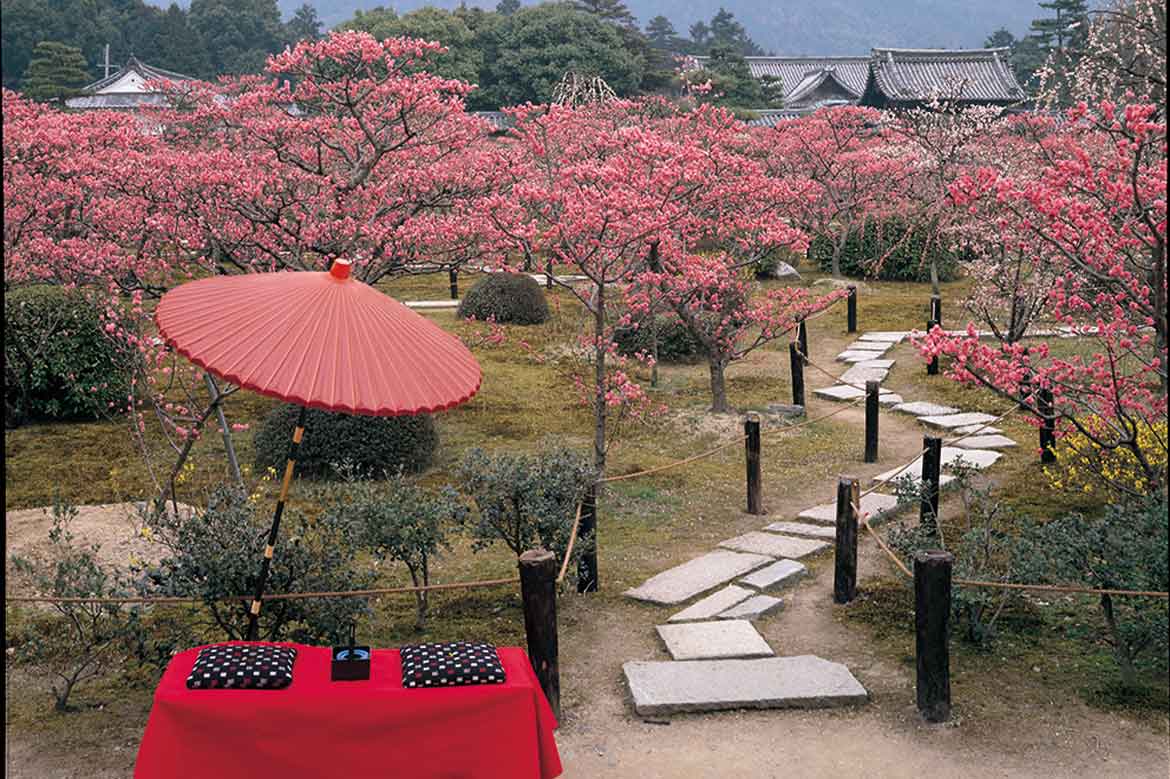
top-left (831, 239), bottom-right (844, 279)
top-left (708, 359), bottom-right (730, 413)
top-left (204, 374), bottom-right (242, 488)
top-left (592, 287), bottom-right (607, 476)
top-left (650, 316), bottom-right (659, 388)
top-left (1100, 593), bottom-right (1138, 689)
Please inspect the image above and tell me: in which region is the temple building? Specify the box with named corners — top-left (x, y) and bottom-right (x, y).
top-left (64, 56), bottom-right (193, 111)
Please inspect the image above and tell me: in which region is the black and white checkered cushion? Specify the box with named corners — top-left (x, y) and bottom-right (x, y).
top-left (400, 641), bottom-right (505, 688)
top-left (186, 644), bottom-right (297, 690)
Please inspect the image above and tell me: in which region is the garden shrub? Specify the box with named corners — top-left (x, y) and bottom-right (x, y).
top-left (139, 485), bottom-right (373, 644)
top-left (455, 444), bottom-right (592, 567)
top-left (4, 284), bottom-right (128, 427)
top-left (809, 217), bottom-right (961, 282)
top-left (612, 315), bottom-right (706, 363)
top-left (326, 473), bottom-right (463, 631)
top-left (253, 405), bottom-right (438, 479)
top-left (9, 498), bottom-right (145, 711)
top-left (457, 272), bottom-right (550, 325)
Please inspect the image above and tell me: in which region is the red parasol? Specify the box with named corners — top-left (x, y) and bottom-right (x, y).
top-left (156, 259), bottom-right (481, 639)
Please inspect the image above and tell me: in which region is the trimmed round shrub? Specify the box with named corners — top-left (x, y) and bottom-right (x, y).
top-left (612, 315), bottom-right (705, 363)
top-left (4, 284), bottom-right (128, 427)
top-left (253, 405), bottom-right (438, 479)
top-left (457, 272), bottom-right (550, 325)
top-left (810, 218), bottom-right (961, 283)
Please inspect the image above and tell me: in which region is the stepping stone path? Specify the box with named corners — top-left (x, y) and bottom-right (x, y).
top-left (798, 492), bottom-right (899, 525)
top-left (618, 323), bottom-right (1023, 719)
top-left (762, 521), bottom-right (836, 539)
top-left (655, 620), bottom-right (774, 661)
top-left (404, 300), bottom-right (460, 310)
top-left (625, 550), bottom-right (772, 605)
top-left (623, 656), bottom-right (869, 716)
top-left (738, 560), bottom-right (806, 591)
top-left (719, 532), bottom-right (829, 559)
top-left (717, 594), bottom-right (784, 620)
top-left (668, 585), bottom-right (755, 622)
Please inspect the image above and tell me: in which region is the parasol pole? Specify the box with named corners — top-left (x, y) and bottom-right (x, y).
top-left (246, 405), bottom-right (308, 641)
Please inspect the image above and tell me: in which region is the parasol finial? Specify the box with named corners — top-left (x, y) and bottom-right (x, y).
top-left (329, 259), bottom-right (352, 280)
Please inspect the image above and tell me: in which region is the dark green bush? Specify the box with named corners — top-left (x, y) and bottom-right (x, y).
top-left (810, 218), bottom-right (961, 282)
top-left (613, 315), bottom-right (705, 363)
top-left (253, 405), bottom-right (438, 479)
top-left (457, 272), bottom-right (550, 325)
top-left (4, 285), bottom-right (128, 427)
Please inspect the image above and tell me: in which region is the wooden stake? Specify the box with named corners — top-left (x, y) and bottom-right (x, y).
top-left (519, 549), bottom-right (560, 720)
top-left (926, 319), bottom-right (939, 375)
top-left (789, 341), bottom-right (805, 409)
top-left (797, 319), bottom-right (809, 365)
top-left (847, 285), bottom-right (858, 333)
top-left (449, 269), bottom-right (459, 300)
top-left (915, 549), bottom-right (953, 722)
top-left (930, 294), bottom-right (942, 328)
top-left (920, 436), bottom-right (943, 534)
top-left (1038, 388), bottom-right (1056, 464)
top-left (834, 476), bottom-right (859, 604)
top-left (864, 380), bottom-right (879, 463)
top-left (745, 413), bottom-right (764, 515)
top-left (577, 482), bottom-right (598, 593)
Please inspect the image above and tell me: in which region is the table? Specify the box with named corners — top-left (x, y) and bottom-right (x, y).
top-left (135, 643), bottom-right (562, 779)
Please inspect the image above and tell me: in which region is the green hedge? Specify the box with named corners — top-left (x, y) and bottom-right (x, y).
top-left (613, 315), bottom-right (705, 363)
top-left (457, 272), bottom-right (549, 325)
top-left (4, 285), bottom-right (128, 427)
top-left (253, 405), bottom-right (438, 479)
top-left (810, 218), bottom-right (961, 282)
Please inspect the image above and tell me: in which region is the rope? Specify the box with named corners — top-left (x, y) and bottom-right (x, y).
top-left (556, 500), bottom-right (584, 584)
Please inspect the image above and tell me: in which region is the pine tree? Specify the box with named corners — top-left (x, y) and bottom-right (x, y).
top-left (21, 41), bottom-right (90, 102)
top-left (286, 4), bottom-right (323, 43)
top-left (573, 1), bottom-right (637, 29)
top-left (496, 0), bottom-right (521, 15)
top-left (1028, 0), bottom-right (1090, 103)
top-left (644, 15), bottom-right (677, 50)
top-left (984, 28), bottom-right (1017, 49)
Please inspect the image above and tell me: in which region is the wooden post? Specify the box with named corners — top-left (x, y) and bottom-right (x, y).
top-left (797, 319), bottom-right (809, 364)
top-left (930, 294), bottom-right (942, 328)
top-left (833, 476), bottom-right (859, 604)
top-left (926, 319), bottom-right (939, 375)
top-left (577, 482), bottom-right (598, 593)
top-left (448, 269), bottom-right (459, 300)
top-left (519, 549), bottom-right (560, 720)
top-left (864, 380), bottom-right (879, 463)
top-left (846, 285), bottom-right (858, 333)
top-left (545, 261), bottom-right (554, 290)
top-left (920, 436), bottom-right (943, 534)
top-left (745, 413), bottom-right (764, 515)
top-left (915, 550), bottom-right (953, 723)
top-left (1038, 388), bottom-right (1056, 464)
top-left (789, 341), bottom-right (805, 409)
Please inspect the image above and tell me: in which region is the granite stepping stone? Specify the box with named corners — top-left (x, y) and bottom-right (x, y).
top-left (879, 393), bottom-right (905, 407)
top-left (719, 532), bottom-right (830, 559)
top-left (838, 351), bottom-right (886, 363)
top-left (874, 447), bottom-right (1001, 481)
top-left (404, 300), bottom-right (460, 309)
top-left (668, 585), bottom-right (755, 622)
top-left (814, 385), bottom-right (898, 401)
top-left (953, 423), bottom-right (1003, 435)
top-left (952, 434), bottom-right (1017, 449)
top-left (845, 341), bottom-right (893, 352)
top-left (839, 365), bottom-right (889, 385)
top-left (763, 521), bottom-right (836, 539)
top-left (738, 559), bottom-right (807, 590)
top-left (858, 332), bottom-right (907, 343)
top-left (918, 412), bottom-right (999, 429)
top-left (718, 595), bottom-right (784, 620)
top-left (856, 359), bottom-right (895, 369)
top-left (798, 492), bottom-right (899, 525)
top-left (624, 550), bottom-right (773, 605)
top-left (874, 471), bottom-right (957, 491)
top-left (892, 401), bottom-right (959, 417)
top-left (655, 620), bottom-right (774, 661)
top-left (623, 655), bottom-right (869, 716)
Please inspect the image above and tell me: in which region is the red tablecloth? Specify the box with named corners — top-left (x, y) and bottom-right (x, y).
top-left (134, 643), bottom-right (561, 779)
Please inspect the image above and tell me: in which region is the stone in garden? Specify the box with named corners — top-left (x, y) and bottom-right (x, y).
top-left (719, 532), bottom-right (829, 559)
top-left (624, 550), bottom-right (773, 605)
top-left (856, 359), bottom-right (895, 369)
top-left (623, 655), bottom-right (869, 716)
top-left (838, 351), bottom-right (885, 363)
top-left (762, 521), bottom-right (836, 539)
top-left (738, 559), bottom-right (807, 591)
top-left (918, 412), bottom-right (999, 429)
top-left (858, 332), bottom-right (907, 343)
top-left (878, 393), bottom-right (904, 407)
top-left (757, 261), bottom-right (802, 281)
top-left (668, 585), bottom-right (755, 622)
top-left (766, 403), bottom-right (805, 418)
top-left (952, 423), bottom-right (1002, 435)
top-left (404, 300), bottom-right (460, 309)
top-left (892, 401), bottom-right (959, 417)
top-left (873, 469), bottom-right (957, 491)
top-left (655, 620), bottom-right (774, 661)
top-left (952, 434), bottom-right (1016, 450)
top-left (874, 447), bottom-right (1000, 482)
top-left (797, 492), bottom-right (899, 525)
top-left (839, 365), bottom-right (888, 385)
top-left (845, 341), bottom-right (892, 352)
top-left (718, 595), bottom-right (784, 620)
top-left (814, 384), bottom-right (867, 400)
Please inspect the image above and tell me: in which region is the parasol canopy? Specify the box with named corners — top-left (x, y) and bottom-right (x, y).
top-left (155, 260), bottom-right (481, 415)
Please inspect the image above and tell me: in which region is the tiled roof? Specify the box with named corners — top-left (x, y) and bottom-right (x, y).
top-left (80, 56), bottom-right (193, 94)
top-left (865, 47), bottom-right (1025, 105)
top-left (688, 56), bottom-right (871, 102)
top-left (66, 56), bottom-right (194, 110)
top-left (785, 68), bottom-right (862, 106)
top-left (472, 111), bottom-right (514, 131)
top-left (744, 108), bottom-right (816, 127)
